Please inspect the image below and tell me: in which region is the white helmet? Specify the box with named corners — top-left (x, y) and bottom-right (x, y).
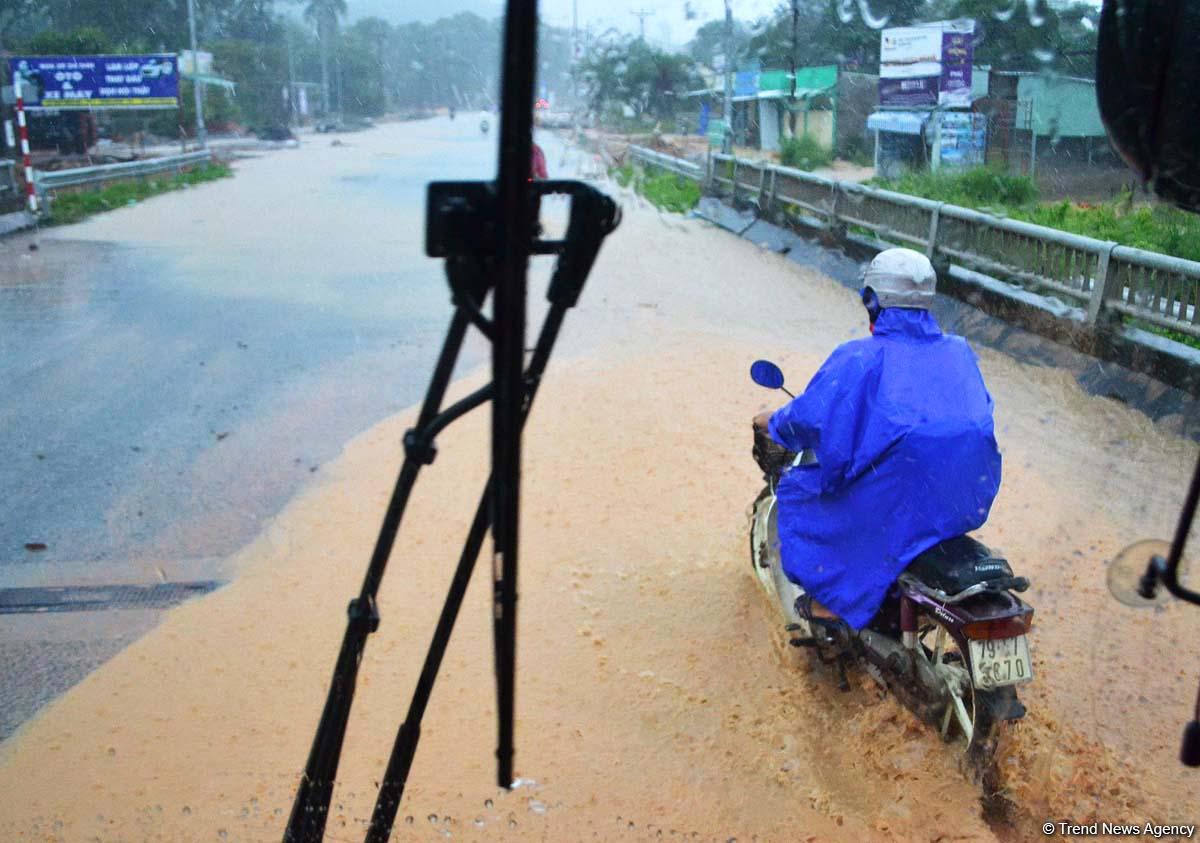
top-left (862, 248), bottom-right (937, 309)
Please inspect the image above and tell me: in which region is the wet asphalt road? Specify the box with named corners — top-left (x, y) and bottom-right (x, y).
top-left (0, 117), bottom-right (565, 739)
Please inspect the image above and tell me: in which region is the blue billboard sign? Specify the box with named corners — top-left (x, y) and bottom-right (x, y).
top-left (9, 54), bottom-right (179, 110)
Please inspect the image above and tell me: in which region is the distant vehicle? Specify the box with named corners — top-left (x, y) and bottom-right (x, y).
top-left (256, 124), bottom-right (296, 142)
top-left (316, 116), bottom-right (374, 134)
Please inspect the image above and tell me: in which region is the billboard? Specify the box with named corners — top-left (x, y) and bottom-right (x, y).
top-left (936, 111), bottom-right (987, 169)
top-left (879, 20), bottom-right (974, 109)
top-left (8, 54), bottom-right (179, 110)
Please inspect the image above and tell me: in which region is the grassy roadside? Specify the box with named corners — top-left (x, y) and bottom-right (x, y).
top-left (872, 168), bottom-right (1200, 350)
top-left (46, 163), bottom-right (233, 226)
top-left (873, 168), bottom-right (1200, 263)
top-left (612, 162), bottom-right (701, 214)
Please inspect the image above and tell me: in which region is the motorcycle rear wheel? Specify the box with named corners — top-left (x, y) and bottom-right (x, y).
top-left (916, 622), bottom-right (1006, 769)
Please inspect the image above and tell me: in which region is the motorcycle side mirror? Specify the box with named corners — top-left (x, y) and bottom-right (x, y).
top-left (750, 360), bottom-right (786, 391)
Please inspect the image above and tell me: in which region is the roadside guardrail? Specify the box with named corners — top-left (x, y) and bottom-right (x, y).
top-left (33, 150), bottom-right (214, 195)
top-left (629, 144), bottom-right (1200, 341)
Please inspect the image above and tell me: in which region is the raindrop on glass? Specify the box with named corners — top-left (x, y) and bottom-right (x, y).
top-left (854, 0), bottom-right (890, 29)
top-left (1025, 0), bottom-right (1046, 27)
top-left (992, 1), bottom-right (1018, 22)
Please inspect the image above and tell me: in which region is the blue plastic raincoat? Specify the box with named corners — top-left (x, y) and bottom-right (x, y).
top-left (767, 308), bottom-right (1002, 629)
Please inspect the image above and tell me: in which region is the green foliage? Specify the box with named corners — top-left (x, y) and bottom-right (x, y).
top-left (688, 19), bottom-right (752, 71)
top-left (26, 26), bottom-right (113, 54)
top-left (1132, 321), bottom-right (1200, 350)
top-left (641, 170), bottom-right (701, 213)
top-left (581, 34), bottom-right (700, 122)
top-left (779, 135), bottom-right (832, 171)
top-left (610, 163), bottom-right (699, 214)
top-left (612, 164), bottom-right (636, 188)
top-left (877, 168), bottom-right (1200, 263)
top-left (1020, 199), bottom-right (1200, 263)
top-left (874, 167), bottom-right (1039, 209)
top-left (47, 163), bottom-right (232, 226)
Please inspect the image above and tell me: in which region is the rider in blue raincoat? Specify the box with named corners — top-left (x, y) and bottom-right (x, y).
top-left (755, 248), bottom-right (1002, 630)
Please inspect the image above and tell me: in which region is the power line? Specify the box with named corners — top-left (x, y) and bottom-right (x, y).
top-left (630, 8), bottom-right (655, 41)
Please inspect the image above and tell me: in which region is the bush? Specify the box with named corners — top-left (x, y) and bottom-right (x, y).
top-left (609, 163), bottom-right (699, 214)
top-left (47, 163), bottom-right (233, 226)
top-left (779, 135), bottom-right (832, 171)
top-left (840, 135), bottom-right (874, 167)
top-left (640, 170), bottom-right (701, 213)
top-left (875, 167), bottom-right (1039, 209)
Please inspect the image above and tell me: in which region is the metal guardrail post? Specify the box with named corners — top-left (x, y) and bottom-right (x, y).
top-left (1085, 243), bottom-right (1120, 325)
top-left (926, 202), bottom-right (944, 260)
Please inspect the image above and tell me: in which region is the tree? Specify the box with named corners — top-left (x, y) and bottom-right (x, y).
top-left (303, 0), bottom-right (347, 115)
top-left (580, 33), bottom-right (699, 121)
top-left (689, 18), bottom-right (752, 72)
top-left (26, 26), bottom-right (113, 55)
top-left (929, 0), bottom-right (1098, 74)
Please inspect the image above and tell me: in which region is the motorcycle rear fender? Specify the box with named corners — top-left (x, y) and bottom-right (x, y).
top-left (900, 586), bottom-right (1032, 632)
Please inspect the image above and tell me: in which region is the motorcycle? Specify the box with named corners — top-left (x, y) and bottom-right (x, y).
top-left (480, 117), bottom-right (490, 136)
top-left (747, 359), bottom-right (1033, 765)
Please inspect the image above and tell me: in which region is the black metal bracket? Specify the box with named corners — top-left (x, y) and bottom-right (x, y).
top-left (282, 175), bottom-right (618, 843)
top-left (1138, 450), bottom-right (1200, 608)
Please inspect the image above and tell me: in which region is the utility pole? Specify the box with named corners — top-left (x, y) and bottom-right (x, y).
top-left (790, 0), bottom-right (799, 98)
top-left (722, 0), bottom-right (733, 154)
top-left (186, 0), bottom-right (207, 148)
top-left (571, 0), bottom-right (578, 109)
top-left (631, 8), bottom-right (655, 42)
top-left (286, 26), bottom-right (298, 127)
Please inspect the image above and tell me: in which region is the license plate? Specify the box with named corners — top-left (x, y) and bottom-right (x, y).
top-left (968, 635), bottom-right (1033, 689)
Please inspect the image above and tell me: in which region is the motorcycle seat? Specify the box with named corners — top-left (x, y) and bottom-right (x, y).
top-left (904, 535), bottom-right (1014, 595)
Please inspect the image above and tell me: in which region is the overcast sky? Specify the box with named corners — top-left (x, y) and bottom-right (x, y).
top-left (345, 0), bottom-right (1101, 50)
top-left (347, 0), bottom-right (781, 49)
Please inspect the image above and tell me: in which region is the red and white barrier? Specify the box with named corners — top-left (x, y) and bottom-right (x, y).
top-left (13, 74), bottom-right (39, 215)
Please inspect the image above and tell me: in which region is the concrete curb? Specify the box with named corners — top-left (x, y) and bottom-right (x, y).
top-left (0, 210), bottom-right (37, 238)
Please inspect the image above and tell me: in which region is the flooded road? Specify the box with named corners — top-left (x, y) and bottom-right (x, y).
top-left (0, 117), bottom-right (576, 738)
top-left (0, 118), bottom-right (1198, 841)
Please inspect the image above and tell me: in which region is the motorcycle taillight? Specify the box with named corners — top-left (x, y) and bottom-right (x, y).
top-left (963, 611), bottom-right (1034, 640)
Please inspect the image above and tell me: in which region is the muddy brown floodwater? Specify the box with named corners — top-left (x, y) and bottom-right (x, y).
top-left (1, 127), bottom-right (1198, 842)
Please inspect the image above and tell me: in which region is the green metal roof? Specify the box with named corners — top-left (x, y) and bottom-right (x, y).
top-left (758, 65), bottom-right (838, 97)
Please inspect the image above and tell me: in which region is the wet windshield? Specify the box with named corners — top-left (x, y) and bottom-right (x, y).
top-left (1, 0), bottom-right (1197, 840)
